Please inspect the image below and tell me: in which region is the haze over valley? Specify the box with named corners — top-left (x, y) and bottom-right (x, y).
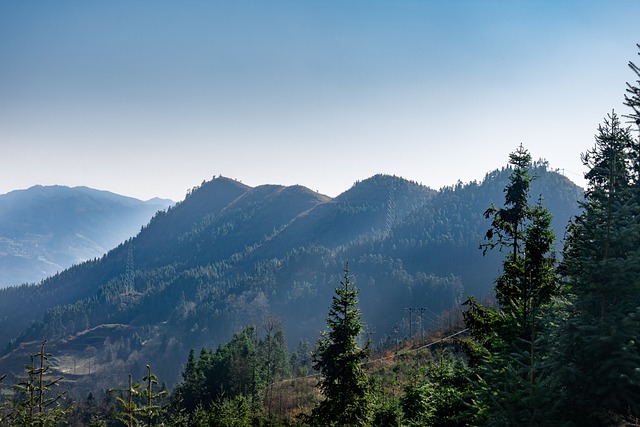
top-left (0, 186), bottom-right (172, 288)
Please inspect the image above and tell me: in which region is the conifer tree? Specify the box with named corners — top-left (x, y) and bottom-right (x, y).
top-left (465, 145), bottom-right (558, 425)
top-left (553, 111), bottom-right (640, 425)
top-left (140, 365), bottom-right (168, 427)
top-left (5, 340), bottom-right (69, 427)
top-left (624, 44), bottom-right (640, 126)
top-left (172, 349), bottom-right (202, 413)
top-left (480, 144), bottom-right (557, 340)
top-left (109, 374), bottom-right (141, 427)
top-left (260, 317), bottom-right (290, 416)
top-left (108, 365), bottom-right (167, 427)
top-left (624, 44), bottom-right (640, 187)
top-left (310, 264), bottom-right (371, 427)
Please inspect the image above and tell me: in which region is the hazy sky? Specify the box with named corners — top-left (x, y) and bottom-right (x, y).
top-left (1, 1), bottom-right (639, 202)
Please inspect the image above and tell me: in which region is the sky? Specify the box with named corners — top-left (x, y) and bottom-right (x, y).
top-left (1, 1), bottom-right (639, 202)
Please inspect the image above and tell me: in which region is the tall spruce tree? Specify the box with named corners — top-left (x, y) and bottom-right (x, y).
top-left (553, 111), bottom-right (640, 425)
top-left (5, 341), bottom-right (70, 427)
top-left (624, 43), bottom-right (640, 125)
top-left (260, 316), bottom-right (290, 416)
top-left (480, 145), bottom-right (557, 341)
top-left (624, 44), bottom-right (640, 186)
top-left (464, 145), bottom-right (558, 425)
top-left (310, 264), bottom-right (371, 427)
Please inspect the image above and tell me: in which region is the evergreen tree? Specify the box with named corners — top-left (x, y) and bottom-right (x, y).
top-left (109, 374), bottom-right (142, 427)
top-left (173, 324), bottom-right (286, 414)
top-left (624, 44), bottom-right (640, 188)
top-left (4, 341), bottom-right (70, 427)
top-left (400, 350), bottom-right (470, 427)
top-left (108, 366), bottom-right (168, 427)
top-left (220, 325), bottom-right (262, 401)
top-left (465, 145), bottom-right (559, 425)
top-left (172, 349), bottom-right (202, 413)
top-left (260, 317), bottom-right (290, 416)
top-left (310, 264), bottom-right (372, 427)
top-left (482, 144), bottom-right (533, 259)
top-left (290, 339), bottom-right (314, 377)
top-left (624, 44), bottom-right (640, 126)
top-left (480, 144), bottom-right (558, 341)
top-left (140, 365), bottom-right (168, 427)
top-left (553, 111), bottom-right (640, 425)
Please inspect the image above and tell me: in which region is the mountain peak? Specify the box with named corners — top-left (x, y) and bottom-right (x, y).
top-left (0, 186), bottom-right (173, 287)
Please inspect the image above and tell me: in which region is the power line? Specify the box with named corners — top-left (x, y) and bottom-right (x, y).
top-left (367, 328), bottom-right (469, 364)
top-left (278, 327), bottom-right (471, 385)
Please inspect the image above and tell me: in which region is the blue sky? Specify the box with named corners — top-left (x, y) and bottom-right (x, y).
top-left (1, 1), bottom-right (639, 201)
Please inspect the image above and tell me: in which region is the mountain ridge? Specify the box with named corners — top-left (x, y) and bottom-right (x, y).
top-left (0, 185), bottom-right (173, 287)
top-left (0, 169), bottom-right (583, 392)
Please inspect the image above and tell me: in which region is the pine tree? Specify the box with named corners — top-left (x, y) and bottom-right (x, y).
top-left (108, 365), bottom-right (167, 427)
top-left (465, 145), bottom-right (559, 425)
top-left (109, 374), bottom-right (141, 427)
top-left (140, 365), bottom-right (168, 427)
top-left (624, 44), bottom-right (640, 126)
top-left (482, 144), bottom-right (533, 260)
top-left (624, 45), bottom-right (640, 194)
top-left (172, 349), bottom-right (202, 413)
top-left (553, 111), bottom-right (640, 425)
top-left (260, 317), bottom-right (290, 416)
top-left (5, 340), bottom-right (70, 427)
top-left (310, 264), bottom-right (371, 427)
top-left (480, 144), bottom-right (557, 340)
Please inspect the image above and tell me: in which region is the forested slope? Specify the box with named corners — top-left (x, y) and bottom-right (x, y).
top-left (0, 167), bottom-right (581, 389)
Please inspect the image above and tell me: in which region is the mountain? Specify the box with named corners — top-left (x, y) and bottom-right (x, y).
top-left (0, 186), bottom-right (173, 288)
top-left (0, 168), bottom-right (582, 392)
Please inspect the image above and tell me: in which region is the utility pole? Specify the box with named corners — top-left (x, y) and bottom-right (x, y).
top-left (418, 308), bottom-right (427, 344)
top-left (406, 307), bottom-right (429, 344)
top-left (393, 324), bottom-right (399, 353)
top-left (405, 308), bottom-right (413, 341)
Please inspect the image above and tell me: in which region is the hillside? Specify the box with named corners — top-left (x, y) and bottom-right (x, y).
top-left (0, 185), bottom-right (173, 287)
top-left (0, 168), bottom-right (582, 391)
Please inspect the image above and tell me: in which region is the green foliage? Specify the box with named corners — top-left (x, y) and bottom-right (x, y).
top-left (173, 326), bottom-right (262, 412)
top-left (0, 168), bottom-right (581, 386)
top-left (461, 297), bottom-right (499, 352)
top-left (310, 264), bottom-right (372, 427)
top-left (108, 365), bottom-right (168, 427)
top-left (141, 365), bottom-right (169, 426)
top-left (0, 155), bottom-right (589, 426)
top-left (398, 350), bottom-right (471, 427)
top-left (173, 320), bottom-right (290, 414)
top-left (1, 340), bottom-right (70, 427)
top-left (209, 396), bottom-right (252, 427)
top-left (165, 396), bottom-right (256, 427)
top-left (422, 351), bottom-right (472, 427)
top-left (371, 399), bottom-right (402, 427)
top-left (465, 145), bottom-right (560, 425)
top-left (553, 110), bottom-right (640, 424)
top-left (109, 374), bottom-right (142, 427)
top-left (290, 339), bottom-right (314, 377)
top-left (480, 145), bottom-right (558, 340)
top-left (624, 43), bottom-right (640, 127)
top-left (481, 145), bottom-right (534, 258)
top-left (401, 382), bottom-right (434, 426)
top-left (261, 317), bottom-right (291, 416)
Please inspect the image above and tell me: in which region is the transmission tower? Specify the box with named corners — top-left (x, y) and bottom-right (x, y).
top-left (124, 242), bottom-right (135, 295)
top-left (384, 183), bottom-right (396, 237)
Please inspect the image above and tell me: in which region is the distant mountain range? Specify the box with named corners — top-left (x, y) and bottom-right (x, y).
top-left (0, 167), bottom-right (583, 391)
top-left (0, 186), bottom-right (173, 287)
